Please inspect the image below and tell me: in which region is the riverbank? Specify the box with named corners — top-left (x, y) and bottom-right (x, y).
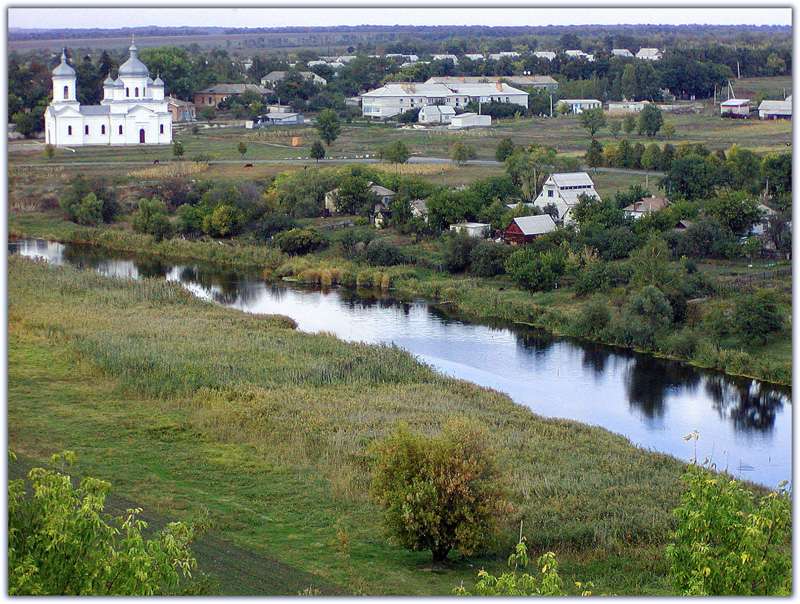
top-left (9, 255), bottom-right (686, 594)
top-left (9, 211), bottom-right (791, 386)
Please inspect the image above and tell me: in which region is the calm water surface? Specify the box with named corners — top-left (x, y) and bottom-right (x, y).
top-left (9, 238), bottom-right (792, 488)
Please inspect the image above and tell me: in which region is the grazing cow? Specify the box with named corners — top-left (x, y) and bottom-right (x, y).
top-left (153, 159), bottom-right (160, 165)
top-left (244, 163), bottom-right (254, 168)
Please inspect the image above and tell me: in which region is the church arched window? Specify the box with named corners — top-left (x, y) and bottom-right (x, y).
top-left (63, 85), bottom-right (69, 99)
top-left (160, 124), bottom-right (164, 134)
top-left (118, 125), bottom-right (123, 135)
top-left (84, 125), bottom-right (89, 135)
top-left (67, 125), bottom-right (72, 135)
top-left (135, 87), bottom-right (139, 97)
top-left (101, 125), bottom-right (106, 135)
top-left (126, 87), bottom-right (130, 97)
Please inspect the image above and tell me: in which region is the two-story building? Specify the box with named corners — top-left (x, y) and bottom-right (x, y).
top-left (533, 172), bottom-right (601, 223)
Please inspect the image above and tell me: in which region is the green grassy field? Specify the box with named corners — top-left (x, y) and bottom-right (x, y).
top-left (9, 255), bottom-right (690, 595)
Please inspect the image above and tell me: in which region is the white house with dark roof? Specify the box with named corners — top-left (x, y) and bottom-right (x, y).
top-left (45, 39), bottom-right (172, 146)
top-left (360, 81), bottom-right (528, 119)
top-left (533, 172), bottom-right (601, 223)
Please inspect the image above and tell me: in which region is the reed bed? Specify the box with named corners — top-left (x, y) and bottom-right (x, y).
top-left (128, 161), bottom-right (209, 180)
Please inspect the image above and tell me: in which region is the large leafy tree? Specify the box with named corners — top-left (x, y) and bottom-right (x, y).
top-left (637, 104), bottom-right (664, 137)
top-left (316, 109), bottom-right (341, 146)
top-left (504, 145), bottom-right (560, 202)
top-left (370, 421), bottom-right (508, 563)
top-left (579, 107), bottom-right (606, 138)
top-left (8, 451), bottom-right (200, 595)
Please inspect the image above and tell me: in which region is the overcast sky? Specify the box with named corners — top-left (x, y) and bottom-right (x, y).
top-left (7, 6), bottom-right (792, 30)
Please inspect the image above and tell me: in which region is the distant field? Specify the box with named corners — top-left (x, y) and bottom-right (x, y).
top-left (733, 76), bottom-right (792, 99)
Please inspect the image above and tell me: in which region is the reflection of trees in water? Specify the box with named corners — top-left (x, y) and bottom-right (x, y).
top-left (134, 258), bottom-right (169, 279)
top-left (514, 329), bottom-right (555, 357)
top-left (175, 264), bottom-right (259, 306)
top-left (581, 344), bottom-right (611, 376)
top-left (625, 356), bottom-right (701, 419)
top-left (705, 376), bottom-right (787, 433)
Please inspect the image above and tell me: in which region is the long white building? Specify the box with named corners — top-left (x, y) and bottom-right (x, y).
top-left (360, 81), bottom-right (528, 119)
top-left (45, 39), bottom-right (172, 146)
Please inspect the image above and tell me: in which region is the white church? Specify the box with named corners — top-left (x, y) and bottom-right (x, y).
top-left (45, 39), bottom-right (172, 147)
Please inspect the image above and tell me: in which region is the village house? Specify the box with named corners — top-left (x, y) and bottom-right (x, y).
top-left (410, 199), bottom-right (429, 221)
top-left (260, 70), bottom-right (327, 87)
top-left (636, 48), bottom-right (663, 61)
top-left (193, 84), bottom-right (269, 109)
top-left (449, 222), bottom-right (491, 238)
top-left (431, 53), bottom-right (459, 64)
top-left (623, 195), bottom-right (670, 219)
top-left (488, 51), bottom-right (521, 60)
top-left (464, 53), bottom-right (484, 61)
top-left (360, 81), bottom-right (528, 119)
top-left (256, 111), bottom-right (304, 126)
top-left (565, 50), bottom-right (595, 61)
top-left (607, 100), bottom-right (649, 115)
top-left (534, 51), bottom-right (556, 61)
top-left (611, 49), bottom-right (634, 58)
top-left (167, 96), bottom-right (196, 122)
top-left (449, 112), bottom-right (492, 129)
top-left (503, 215), bottom-right (558, 245)
top-left (426, 75), bottom-right (558, 92)
top-left (533, 172), bottom-right (601, 223)
top-left (418, 104), bottom-right (456, 124)
top-left (558, 99), bottom-right (602, 114)
top-left (45, 40), bottom-right (172, 147)
top-left (720, 98), bottom-right (751, 118)
top-left (758, 96), bottom-right (792, 120)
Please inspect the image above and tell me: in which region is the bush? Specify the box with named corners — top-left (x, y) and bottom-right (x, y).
top-left (666, 463), bottom-right (791, 595)
top-left (8, 451), bottom-right (200, 595)
top-left (132, 197), bottom-right (173, 241)
top-left (469, 241), bottom-right (510, 277)
top-left (660, 328), bottom-right (699, 357)
top-left (370, 421), bottom-right (508, 563)
top-left (59, 175), bottom-right (118, 224)
top-left (614, 286), bottom-right (672, 348)
top-left (255, 214), bottom-right (298, 240)
top-left (175, 204), bottom-right (204, 237)
top-left (71, 192), bottom-right (103, 226)
top-left (575, 298), bottom-right (611, 337)
top-left (673, 218), bottom-right (738, 259)
top-left (495, 138), bottom-right (515, 162)
top-left (732, 290), bottom-right (783, 345)
top-left (201, 204), bottom-right (243, 238)
top-left (274, 228), bottom-right (327, 255)
top-left (505, 248), bottom-right (565, 292)
top-left (443, 231), bottom-right (478, 273)
top-left (574, 261), bottom-right (631, 296)
top-left (364, 238), bottom-right (408, 266)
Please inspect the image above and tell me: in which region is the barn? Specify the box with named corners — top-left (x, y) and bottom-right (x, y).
top-left (503, 215), bottom-right (557, 245)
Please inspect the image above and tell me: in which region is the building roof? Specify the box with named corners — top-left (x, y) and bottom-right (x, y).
top-left (451, 222), bottom-right (490, 229)
top-left (534, 51), bottom-right (556, 59)
top-left (721, 98), bottom-right (750, 107)
top-left (560, 98), bottom-right (602, 104)
top-left (421, 105), bottom-right (456, 115)
top-left (197, 84), bottom-right (269, 95)
top-left (263, 70), bottom-right (319, 81)
top-left (624, 196), bottom-right (670, 214)
top-left (426, 75), bottom-right (557, 87)
top-left (636, 48), bottom-right (662, 59)
top-left (52, 50), bottom-right (76, 77)
top-left (758, 98), bottom-right (792, 113)
top-left (118, 39), bottom-right (149, 77)
top-left (152, 75), bottom-right (164, 86)
top-left (369, 183), bottom-right (396, 196)
top-left (449, 82), bottom-right (527, 96)
top-left (511, 214), bottom-right (557, 236)
top-left (167, 96), bottom-right (194, 107)
top-left (612, 49), bottom-right (633, 57)
top-left (410, 199), bottom-right (428, 213)
top-left (265, 112), bottom-right (301, 120)
top-left (79, 105), bottom-right (111, 115)
top-left (361, 82), bottom-right (454, 98)
top-left (549, 172), bottom-right (595, 187)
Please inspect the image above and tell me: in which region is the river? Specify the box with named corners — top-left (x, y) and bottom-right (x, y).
top-left (9, 238), bottom-right (792, 488)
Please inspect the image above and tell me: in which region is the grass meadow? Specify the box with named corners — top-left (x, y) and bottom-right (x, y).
top-left (8, 255), bottom-right (689, 595)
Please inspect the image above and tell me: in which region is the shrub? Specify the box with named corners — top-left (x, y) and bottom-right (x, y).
top-left (732, 290), bottom-right (783, 345)
top-left (574, 261), bottom-right (631, 296)
top-left (505, 248), bottom-right (565, 292)
top-left (666, 463), bottom-right (791, 595)
top-left (59, 175), bottom-right (118, 224)
top-left (495, 138), bottom-right (515, 162)
top-left (443, 231), bottom-right (478, 273)
top-left (8, 451), bottom-right (200, 595)
top-left (175, 204), bottom-right (204, 237)
top-left (132, 197), bottom-right (173, 241)
top-left (370, 421), bottom-right (508, 563)
top-left (364, 238), bottom-right (408, 266)
top-left (660, 328), bottom-right (699, 357)
top-left (575, 298), bottom-right (611, 337)
top-left (469, 241), bottom-right (510, 277)
top-left (614, 286), bottom-right (672, 348)
top-left (201, 204), bottom-right (243, 238)
top-left (274, 228), bottom-right (327, 255)
top-left (255, 213), bottom-right (298, 240)
top-left (71, 192), bottom-right (103, 226)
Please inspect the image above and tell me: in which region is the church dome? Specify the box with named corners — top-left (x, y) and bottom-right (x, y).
top-left (118, 39), bottom-right (149, 77)
top-left (152, 75), bottom-right (164, 87)
top-left (103, 75), bottom-right (115, 86)
top-left (52, 50), bottom-right (76, 77)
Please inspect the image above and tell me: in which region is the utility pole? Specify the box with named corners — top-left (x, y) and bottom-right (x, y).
top-left (549, 93), bottom-right (553, 117)
top-left (736, 61), bottom-right (741, 79)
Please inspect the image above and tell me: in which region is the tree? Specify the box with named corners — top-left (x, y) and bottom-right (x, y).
top-left (495, 137), bottom-right (516, 162)
top-left (310, 140), bottom-right (326, 162)
top-left (451, 142), bottom-right (476, 165)
top-left (199, 106), bottom-right (216, 122)
top-left (237, 141), bottom-right (247, 158)
top-left (621, 64), bottom-right (637, 100)
top-left (12, 111), bottom-right (41, 137)
top-left (662, 154), bottom-right (719, 200)
top-left (202, 203), bottom-right (244, 238)
top-left (617, 285), bottom-right (673, 347)
top-left (274, 227), bottom-right (327, 255)
top-left (637, 104), bottom-right (664, 137)
top-left (705, 190), bottom-right (762, 235)
top-left (609, 120), bottom-right (622, 138)
top-left (43, 144), bottom-right (55, 160)
top-left (8, 451), bottom-right (199, 595)
top-left (622, 114), bottom-right (636, 134)
top-left (761, 153), bottom-right (791, 195)
top-left (666, 462), bottom-right (790, 595)
top-left (370, 421), bottom-right (508, 563)
top-left (334, 175), bottom-right (377, 215)
top-left (131, 197), bottom-right (173, 241)
top-left (379, 140), bottom-right (411, 165)
top-left (316, 108), bottom-right (341, 146)
top-left (579, 106), bottom-right (606, 138)
top-left (469, 240), bottom-right (510, 277)
top-left (504, 145), bottom-right (560, 202)
top-left (443, 231), bottom-right (478, 273)
top-left (71, 192), bottom-right (103, 226)
top-left (733, 290), bottom-right (783, 345)
top-left (505, 247), bottom-right (566, 291)
top-left (661, 122), bottom-right (675, 139)
top-left (172, 140), bottom-right (184, 159)
top-left (585, 139), bottom-right (604, 167)
top-left (640, 143), bottom-right (662, 170)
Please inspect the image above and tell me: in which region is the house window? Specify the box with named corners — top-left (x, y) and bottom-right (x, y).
top-left (84, 125), bottom-right (89, 135)
top-left (208, 96), bottom-right (212, 104)
top-left (143, 87), bottom-right (146, 96)
top-left (548, 190), bottom-right (553, 197)
top-left (126, 87), bottom-right (130, 97)
top-left (67, 125), bottom-right (72, 135)
top-left (135, 87), bottom-right (139, 97)
top-left (118, 125), bottom-right (123, 135)
top-left (63, 85), bottom-right (69, 99)
top-left (101, 125), bottom-right (106, 135)
top-left (160, 124), bottom-right (164, 134)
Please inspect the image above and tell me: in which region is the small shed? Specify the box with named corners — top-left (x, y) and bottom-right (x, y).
top-left (503, 215), bottom-right (557, 245)
top-left (448, 112), bottom-right (491, 129)
top-left (259, 112), bottom-right (304, 126)
top-left (558, 99), bottom-right (602, 115)
top-left (418, 105), bottom-right (456, 124)
top-left (758, 97), bottom-right (792, 120)
top-left (449, 222), bottom-right (491, 238)
top-left (720, 99), bottom-right (751, 118)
